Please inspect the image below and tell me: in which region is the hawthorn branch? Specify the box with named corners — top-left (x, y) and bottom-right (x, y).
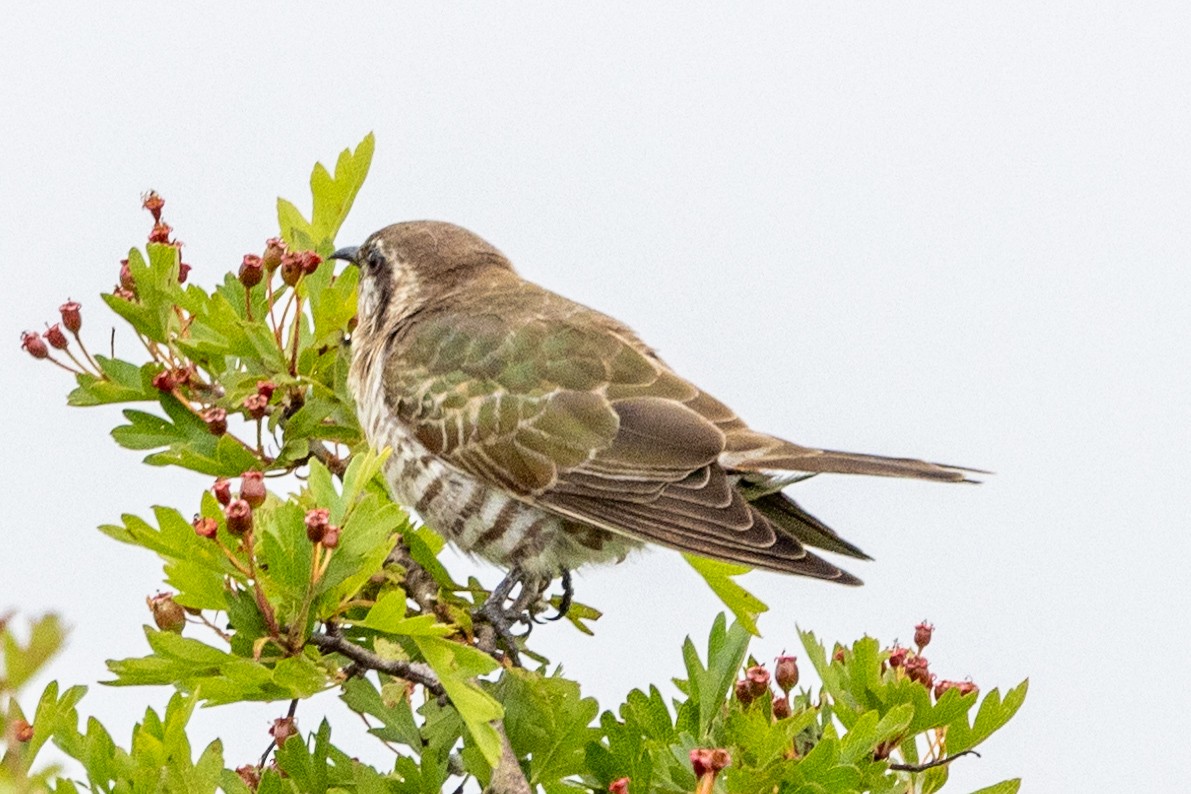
top-left (889, 749), bottom-right (981, 772)
top-left (308, 627), bottom-right (531, 794)
top-left (308, 630), bottom-right (445, 698)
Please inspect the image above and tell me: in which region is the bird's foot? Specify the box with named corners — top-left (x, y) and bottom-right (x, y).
top-left (475, 567), bottom-right (546, 666)
top-left (538, 568), bottom-right (573, 623)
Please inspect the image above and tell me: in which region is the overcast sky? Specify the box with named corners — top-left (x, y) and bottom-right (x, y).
top-left (2, 4), bottom-right (1188, 791)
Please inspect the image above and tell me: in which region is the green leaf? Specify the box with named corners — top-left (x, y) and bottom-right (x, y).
top-left (3, 614), bottom-right (67, 691)
top-left (354, 590), bottom-right (453, 637)
top-left (495, 669), bottom-right (598, 786)
top-left (413, 636), bottom-right (503, 768)
top-left (683, 554), bottom-right (768, 636)
top-left (339, 676), bottom-right (422, 749)
top-left (105, 628), bottom-right (327, 703)
top-left (279, 132), bottom-right (375, 255)
top-left (967, 780), bottom-right (1022, 794)
top-left (676, 613), bottom-right (750, 740)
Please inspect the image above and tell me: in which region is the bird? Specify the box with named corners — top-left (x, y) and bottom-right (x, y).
top-left (329, 221), bottom-right (973, 627)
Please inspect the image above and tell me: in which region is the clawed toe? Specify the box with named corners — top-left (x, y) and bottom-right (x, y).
top-left (474, 567), bottom-right (573, 664)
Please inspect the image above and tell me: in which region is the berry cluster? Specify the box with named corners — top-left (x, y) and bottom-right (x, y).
top-left (882, 620), bottom-right (978, 701)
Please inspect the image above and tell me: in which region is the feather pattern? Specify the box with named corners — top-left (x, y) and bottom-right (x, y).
top-left (344, 220), bottom-right (976, 583)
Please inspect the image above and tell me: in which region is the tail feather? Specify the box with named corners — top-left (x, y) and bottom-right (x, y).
top-left (732, 442), bottom-right (984, 483)
top-left (749, 490), bottom-right (872, 560)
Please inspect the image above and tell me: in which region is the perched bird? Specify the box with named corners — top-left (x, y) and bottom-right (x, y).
top-left (330, 221), bottom-right (971, 605)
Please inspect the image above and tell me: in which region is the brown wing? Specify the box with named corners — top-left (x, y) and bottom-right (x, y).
top-left (537, 396), bottom-right (862, 583)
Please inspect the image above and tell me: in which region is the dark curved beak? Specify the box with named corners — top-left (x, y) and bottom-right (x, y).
top-left (328, 246), bottom-right (361, 265)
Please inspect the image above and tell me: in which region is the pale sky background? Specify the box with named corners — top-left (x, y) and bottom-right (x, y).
top-left (2, 4), bottom-right (1188, 792)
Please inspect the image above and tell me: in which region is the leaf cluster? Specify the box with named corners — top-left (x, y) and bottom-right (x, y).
top-left (7, 137), bottom-right (1027, 793)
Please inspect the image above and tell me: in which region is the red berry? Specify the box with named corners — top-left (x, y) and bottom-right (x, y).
top-left (14, 719), bottom-right (33, 743)
top-left (305, 508), bottom-right (330, 543)
top-left (608, 778), bottom-right (630, 794)
top-left (202, 407), bottom-right (228, 436)
top-left (212, 478), bottom-right (232, 506)
top-left (142, 191), bottom-right (165, 222)
top-left (269, 716), bottom-right (298, 746)
top-left (225, 499), bottom-right (253, 536)
top-left (691, 748), bottom-right (730, 777)
top-left (690, 749), bottom-right (712, 778)
top-left (239, 254), bottom-right (264, 289)
top-left (243, 393), bottom-right (269, 420)
top-left (280, 251), bottom-right (303, 286)
top-left (59, 300), bottom-right (82, 333)
top-left (255, 380), bottom-right (277, 399)
top-left (887, 645), bottom-right (908, 669)
top-left (152, 369), bottom-right (176, 392)
top-left (905, 656), bottom-right (933, 687)
top-left (119, 259), bottom-right (136, 292)
top-left (772, 694), bottom-right (791, 720)
top-left (240, 471), bottom-right (266, 508)
top-left (149, 222), bottom-right (172, 244)
top-left (193, 515), bottom-right (218, 539)
top-left (914, 621), bottom-right (934, 651)
top-left (43, 324), bottom-right (69, 350)
top-left (178, 262), bottom-right (191, 284)
top-left (745, 665), bottom-right (770, 698)
top-left (262, 237), bottom-right (287, 272)
top-left (320, 525), bottom-right (341, 549)
top-left (775, 655), bottom-right (799, 693)
top-left (20, 331), bottom-right (49, 359)
top-left (299, 251), bottom-right (322, 275)
top-left (734, 677), bottom-right (754, 707)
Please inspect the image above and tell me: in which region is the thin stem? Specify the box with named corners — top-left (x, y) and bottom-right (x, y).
top-left (889, 749), bottom-right (981, 773)
top-left (44, 355), bottom-right (82, 375)
top-left (61, 347), bottom-right (97, 376)
top-left (190, 611), bottom-right (233, 643)
top-left (288, 293), bottom-right (303, 376)
top-left (267, 276), bottom-right (282, 346)
top-left (70, 331), bottom-right (102, 372)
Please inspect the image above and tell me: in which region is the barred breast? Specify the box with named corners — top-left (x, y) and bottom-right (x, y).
top-left (349, 341), bottom-right (640, 575)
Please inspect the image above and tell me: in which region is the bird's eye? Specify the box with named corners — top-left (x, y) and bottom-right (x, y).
top-left (365, 249), bottom-right (385, 272)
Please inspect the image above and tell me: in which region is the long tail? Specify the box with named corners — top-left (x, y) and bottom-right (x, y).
top-left (726, 434), bottom-right (985, 483)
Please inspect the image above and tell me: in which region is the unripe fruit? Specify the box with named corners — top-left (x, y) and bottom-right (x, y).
top-left (59, 300), bottom-right (82, 333)
top-left (775, 655), bottom-right (799, 693)
top-left (270, 716), bottom-right (298, 746)
top-left (193, 516), bottom-right (218, 539)
top-left (305, 508), bottom-right (330, 543)
top-left (43, 324), bottom-right (68, 350)
top-left (914, 621), bottom-right (934, 651)
top-left (212, 478), bottom-right (232, 506)
top-left (321, 525), bottom-right (341, 549)
top-left (240, 471), bottom-right (266, 508)
top-left (262, 237), bottom-right (286, 272)
top-left (21, 331), bottom-right (49, 359)
top-left (744, 665), bottom-right (770, 698)
top-left (225, 499), bottom-right (253, 536)
top-left (202, 407), bottom-right (228, 436)
top-left (14, 719), bottom-right (33, 742)
top-left (239, 254), bottom-right (264, 288)
top-left (243, 393), bottom-right (269, 420)
top-left (147, 592), bottom-right (186, 633)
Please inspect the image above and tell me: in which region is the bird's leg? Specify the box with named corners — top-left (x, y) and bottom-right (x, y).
top-left (542, 569), bottom-right (573, 623)
top-left (476, 567), bottom-right (545, 666)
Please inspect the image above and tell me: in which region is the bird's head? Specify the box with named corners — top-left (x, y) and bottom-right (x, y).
top-left (330, 221), bottom-right (514, 336)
